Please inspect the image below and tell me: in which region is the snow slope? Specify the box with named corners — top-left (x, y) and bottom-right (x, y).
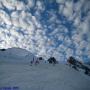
top-left (0, 48), bottom-right (90, 90)
top-left (0, 63), bottom-right (90, 90)
top-left (0, 48), bottom-right (36, 63)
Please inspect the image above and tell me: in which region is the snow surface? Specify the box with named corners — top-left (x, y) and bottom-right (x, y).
top-left (0, 48), bottom-right (90, 90)
top-left (0, 48), bottom-right (36, 63)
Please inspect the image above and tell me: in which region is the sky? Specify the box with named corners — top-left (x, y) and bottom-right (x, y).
top-left (0, 0), bottom-right (90, 63)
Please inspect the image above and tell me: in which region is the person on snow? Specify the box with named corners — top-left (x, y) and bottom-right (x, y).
top-left (30, 57), bottom-right (34, 66)
top-left (35, 58), bottom-right (39, 65)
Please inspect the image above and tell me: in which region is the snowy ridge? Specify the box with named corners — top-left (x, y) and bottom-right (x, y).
top-left (0, 47), bottom-right (90, 90)
top-left (0, 47), bottom-right (36, 63)
top-left (0, 62), bottom-right (90, 90)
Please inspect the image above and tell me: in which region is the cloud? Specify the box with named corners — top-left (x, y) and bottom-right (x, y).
top-left (1, 0), bottom-right (16, 10)
top-left (0, 10), bottom-right (12, 25)
top-left (56, 0), bottom-right (65, 4)
top-left (63, 1), bottom-right (73, 18)
top-left (27, 0), bottom-right (35, 8)
top-left (0, 0), bottom-right (90, 62)
top-left (15, 1), bottom-right (25, 10)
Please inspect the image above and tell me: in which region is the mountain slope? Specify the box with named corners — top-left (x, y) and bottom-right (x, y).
top-left (0, 47), bottom-right (36, 63)
top-left (0, 62), bottom-right (90, 90)
top-left (0, 48), bottom-right (90, 90)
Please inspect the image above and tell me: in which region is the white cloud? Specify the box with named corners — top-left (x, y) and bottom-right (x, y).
top-left (27, 0), bottom-right (35, 8)
top-left (66, 48), bottom-right (74, 58)
top-left (1, 0), bottom-right (26, 10)
top-left (0, 0), bottom-right (90, 62)
top-left (59, 4), bottom-right (64, 14)
top-left (15, 1), bottom-right (25, 10)
top-left (79, 20), bottom-right (89, 34)
top-left (58, 34), bottom-right (64, 41)
top-left (36, 1), bottom-right (45, 11)
top-left (0, 10), bottom-right (12, 25)
top-left (63, 1), bottom-right (73, 18)
top-left (1, 0), bottom-right (16, 10)
top-left (0, 1), bottom-right (3, 9)
top-left (74, 16), bottom-right (81, 26)
top-left (57, 44), bottom-right (67, 53)
top-left (56, 0), bottom-right (65, 4)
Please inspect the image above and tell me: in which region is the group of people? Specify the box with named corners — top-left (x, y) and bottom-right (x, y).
top-left (30, 56), bottom-right (90, 76)
top-left (30, 57), bottom-right (58, 66)
top-left (67, 56), bottom-right (90, 75)
top-left (30, 57), bottom-right (40, 66)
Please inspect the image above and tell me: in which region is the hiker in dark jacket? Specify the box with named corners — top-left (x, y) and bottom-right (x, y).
top-left (30, 57), bottom-right (34, 66)
top-left (67, 56), bottom-right (79, 71)
top-left (83, 66), bottom-right (90, 75)
top-left (67, 56), bottom-right (76, 65)
top-left (48, 57), bottom-right (57, 65)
